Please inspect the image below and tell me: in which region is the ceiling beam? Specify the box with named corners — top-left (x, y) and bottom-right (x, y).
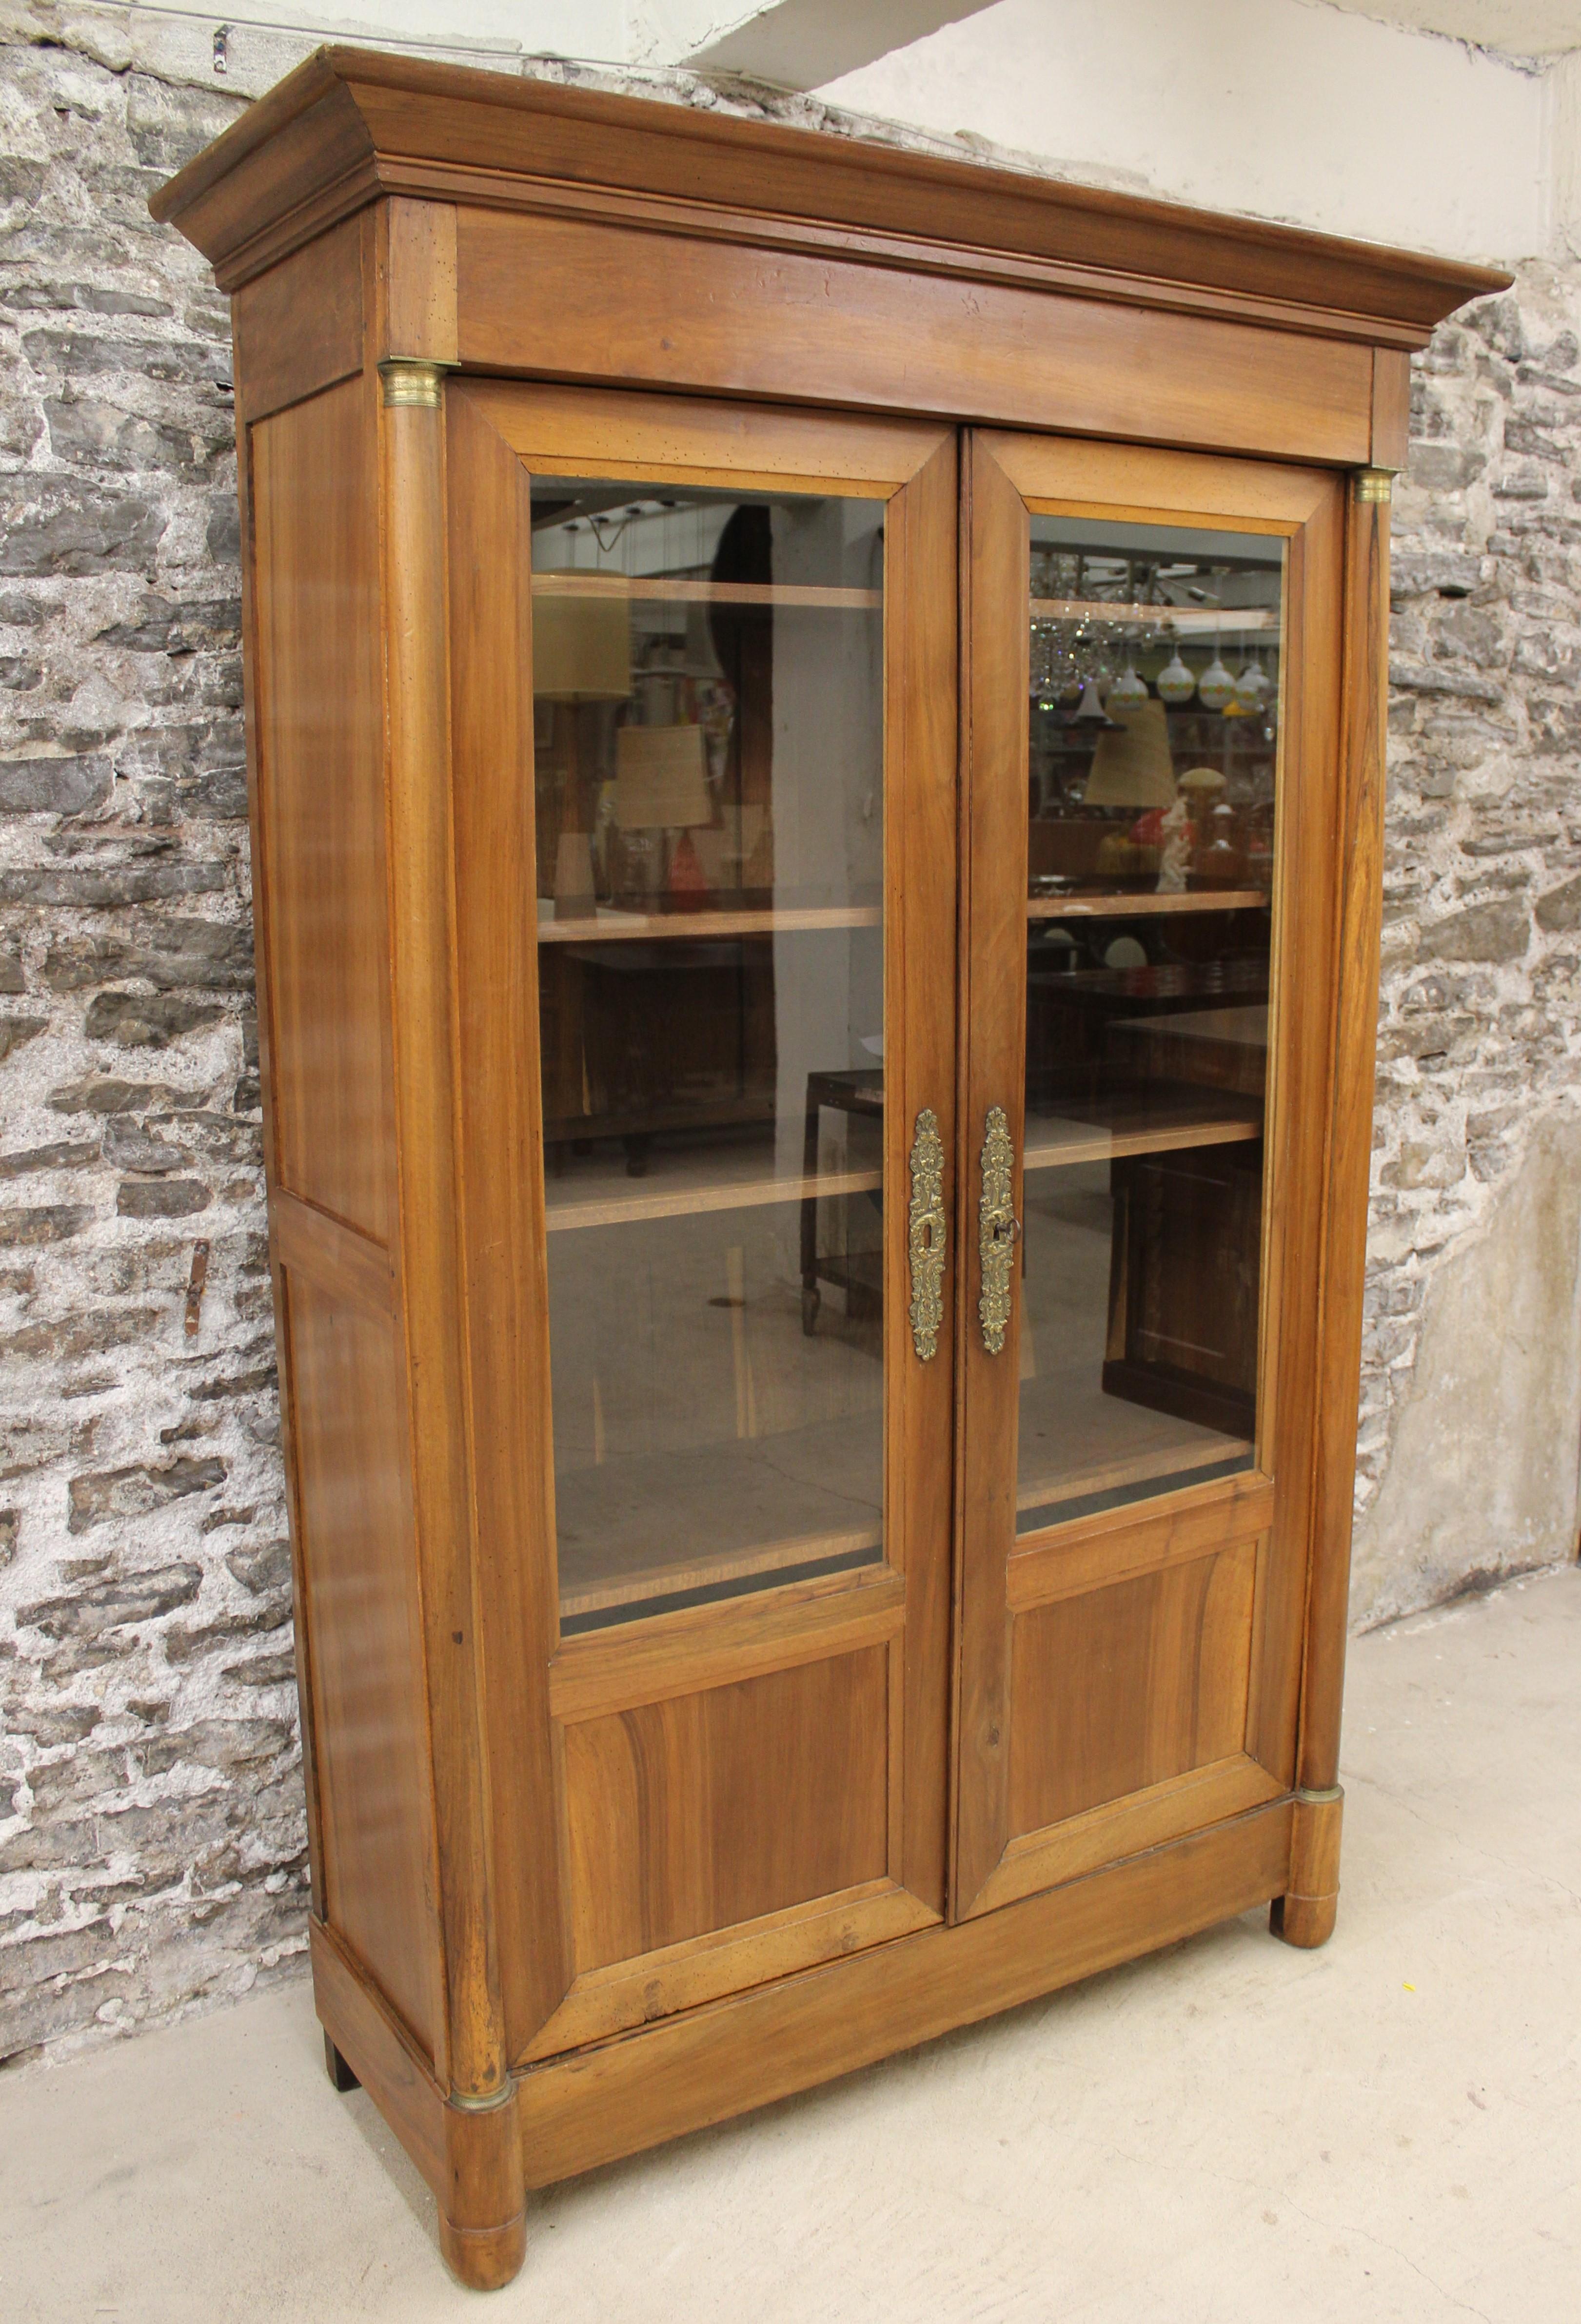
top-left (685, 0), bottom-right (1002, 92)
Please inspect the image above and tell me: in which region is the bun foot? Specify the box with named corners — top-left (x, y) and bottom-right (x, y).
top-left (439, 2207), bottom-right (527, 2291)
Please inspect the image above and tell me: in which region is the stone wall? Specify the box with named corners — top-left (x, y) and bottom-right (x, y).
top-left (0, 9), bottom-right (1578, 2068)
top-left (1356, 264), bottom-right (1581, 1623)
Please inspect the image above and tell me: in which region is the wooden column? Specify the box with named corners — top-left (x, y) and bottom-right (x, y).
top-left (1274, 461), bottom-right (1393, 1950)
top-left (379, 352), bottom-right (526, 2285)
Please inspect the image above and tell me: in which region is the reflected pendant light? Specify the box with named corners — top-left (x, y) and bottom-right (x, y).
top-left (1232, 654), bottom-right (1269, 713)
top-left (1107, 661), bottom-right (1149, 711)
top-left (1156, 646), bottom-right (1196, 703)
top-left (1198, 650), bottom-right (1236, 712)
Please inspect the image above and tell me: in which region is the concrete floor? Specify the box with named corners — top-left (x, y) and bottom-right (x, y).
top-left (2, 1564), bottom-right (1577, 2324)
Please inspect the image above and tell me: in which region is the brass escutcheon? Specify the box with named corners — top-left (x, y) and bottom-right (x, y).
top-left (907, 1107), bottom-right (946, 1362)
top-left (977, 1104), bottom-right (1018, 1356)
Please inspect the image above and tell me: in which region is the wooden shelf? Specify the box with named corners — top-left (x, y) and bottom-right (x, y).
top-left (1030, 597), bottom-right (1277, 633)
top-left (1023, 1083), bottom-right (1263, 1172)
top-left (545, 1148), bottom-right (881, 1232)
top-left (561, 1524), bottom-right (883, 1621)
top-left (532, 573), bottom-right (881, 611)
top-left (1017, 1433), bottom-right (1253, 1526)
top-left (1028, 890), bottom-right (1268, 920)
top-left (538, 904), bottom-right (882, 944)
top-left (554, 1413), bottom-right (884, 1621)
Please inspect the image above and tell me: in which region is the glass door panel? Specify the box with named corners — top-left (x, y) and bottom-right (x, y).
top-left (1019, 515), bottom-right (1283, 1535)
top-left (530, 479), bottom-right (889, 1631)
top-left (954, 429), bottom-right (1341, 1924)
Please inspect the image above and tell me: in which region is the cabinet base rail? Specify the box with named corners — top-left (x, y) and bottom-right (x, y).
top-left (312, 1795), bottom-right (1304, 2288)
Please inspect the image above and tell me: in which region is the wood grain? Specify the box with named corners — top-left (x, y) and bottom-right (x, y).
top-left (975, 1753), bottom-right (1285, 1913)
top-left (1371, 349), bottom-right (1411, 472)
top-left (250, 379), bottom-right (395, 1241)
top-left (953, 431), bottom-right (1032, 1916)
top-left (520, 1877), bottom-right (933, 2061)
top-left (152, 47), bottom-right (1505, 345)
top-left (1008, 1471), bottom-right (1275, 1612)
top-left (1297, 480), bottom-right (1392, 1807)
top-left (462, 376), bottom-right (936, 491)
top-left (444, 383), bottom-right (573, 2057)
top-left (233, 213), bottom-right (363, 424)
top-left (563, 1646), bottom-right (891, 1970)
top-left (1007, 1540), bottom-right (1261, 1835)
top-left (516, 1801), bottom-right (1294, 2186)
top-left (549, 1566), bottom-right (904, 1721)
top-left (457, 209), bottom-right (1375, 465)
top-left (286, 1272), bottom-right (443, 2058)
top-left (272, 1187), bottom-right (395, 1319)
top-left (381, 375), bottom-right (509, 2103)
top-left (382, 194), bottom-right (457, 362)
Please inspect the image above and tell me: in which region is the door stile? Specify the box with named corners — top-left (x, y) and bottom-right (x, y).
top-left (884, 428), bottom-right (960, 1914)
top-left (952, 433), bottom-right (1033, 1917)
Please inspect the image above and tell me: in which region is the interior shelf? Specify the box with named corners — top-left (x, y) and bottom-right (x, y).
top-left (555, 1415), bottom-right (885, 1621)
top-left (1030, 596), bottom-right (1278, 632)
top-left (538, 904), bottom-right (882, 944)
top-left (545, 1149), bottom-right (881, 1232)
top-left (1028, 890), bottom-right (1268, 919)
top-left (1023, 1081), bottom-right (1263, 1172)
top-left (531, 573), bottom-right (881, 611)
top-left (1017, 1430), bottom-right (1254, 1528)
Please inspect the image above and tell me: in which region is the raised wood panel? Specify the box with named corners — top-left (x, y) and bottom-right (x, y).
top-left (1008, 1539), bottom-right (1260, 1839)
top-left (233, 213), bottom-right (363, 424)
top-left (562, 1646), bottom-right (890, 1972)
top-left (456, 209), bottom-right (1376, 465)
top-left (251, 378), bottom-right (395, 1242)
top-left (284, 1270), bottom-right (442, 2058)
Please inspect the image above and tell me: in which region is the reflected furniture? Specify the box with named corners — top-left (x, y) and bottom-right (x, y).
top-left (153, 50), bottom-right (1504, 2290)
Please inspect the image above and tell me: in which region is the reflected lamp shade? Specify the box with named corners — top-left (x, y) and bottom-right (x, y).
top-left (1084, 698), bottom-right (1177, 809)
top-left (532, 573), bottom-right (632, 702)
top-left (614, 724), bottom-right (712, 829)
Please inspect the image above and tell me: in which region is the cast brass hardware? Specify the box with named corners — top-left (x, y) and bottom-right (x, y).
top-left (907, 1107), bottom-right (946, 1362)
top-left (977, 1104), bottom-right (1018, 1355)
top-left (1354, 469), bottom-right (1394, 503)
top-left (379, 359), bottom-right (450, 410)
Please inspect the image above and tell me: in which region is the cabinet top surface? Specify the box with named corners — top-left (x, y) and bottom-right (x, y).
top-left (151, 44), bottom-right (1506, 339)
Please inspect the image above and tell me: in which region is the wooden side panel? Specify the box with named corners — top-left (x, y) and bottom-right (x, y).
top-left (251, 380), bottom-right (395, 1240)
top-left (1008, 1541), bottom-right (1259, 1835)
top-left (285, 1269), bottom-right (443, 2055)
top-left (456, 209), bottom-right (1376, 465)
top-left (563, 1648), bottom-right (890, 1972)
top-left (233, 213), bottom-right (364, 425)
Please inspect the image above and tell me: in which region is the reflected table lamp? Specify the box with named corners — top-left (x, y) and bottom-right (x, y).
top-left (533, 572), bottom-right (632, 918)
top-left (614, 723), bottom-right (713, 908)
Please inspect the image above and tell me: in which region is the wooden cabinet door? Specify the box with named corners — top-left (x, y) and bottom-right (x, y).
top-left (952, 431), bottom-right (1346, 1919)
top-left (445, 383), bottom-right (958, 2057)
